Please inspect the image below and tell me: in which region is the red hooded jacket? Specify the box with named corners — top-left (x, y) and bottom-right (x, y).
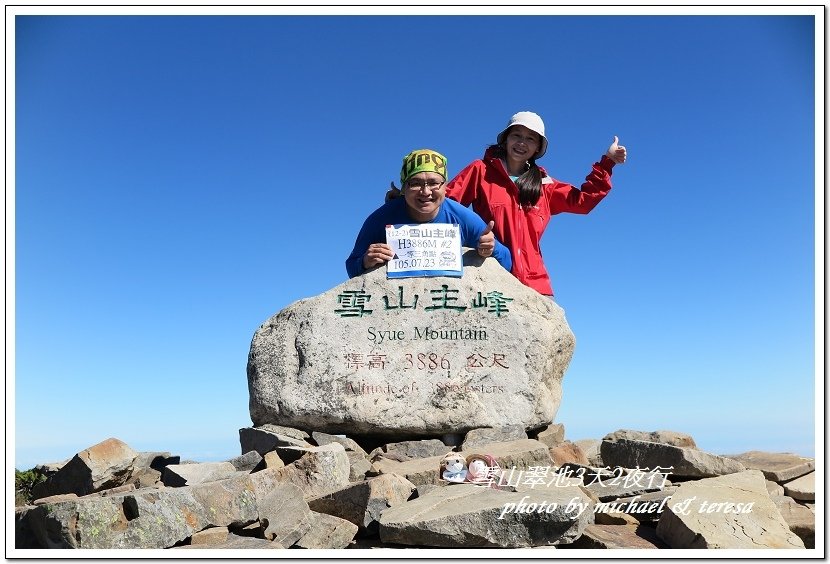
top-left (445, 148), bottom-right (615, 296)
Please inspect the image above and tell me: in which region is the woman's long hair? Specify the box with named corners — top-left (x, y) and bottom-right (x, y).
top-left (488, 143), bottom-right (543, 208)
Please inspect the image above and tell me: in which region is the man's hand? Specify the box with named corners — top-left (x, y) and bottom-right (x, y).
top-left (385, 182), bottom-right (402, 202)
top-left (363, 243), bottom-right (395, 269)
top-left (477, 221), bottom-right (495, 258)
top-left (606, 135), bottom-right (627, 164)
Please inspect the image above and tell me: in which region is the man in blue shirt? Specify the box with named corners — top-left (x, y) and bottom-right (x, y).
top-left (346, 149), bottom-right (512, 278)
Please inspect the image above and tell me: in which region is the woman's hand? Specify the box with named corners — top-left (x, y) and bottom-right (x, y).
top-left (606, 136), bottom-right (627, 164)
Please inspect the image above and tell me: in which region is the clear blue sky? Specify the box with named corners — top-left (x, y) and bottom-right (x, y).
top-left (10, 9), bottom-right (821, 471)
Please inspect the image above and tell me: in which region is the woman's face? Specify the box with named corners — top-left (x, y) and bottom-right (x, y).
top-left (504, 125), bottom-right (542, 164)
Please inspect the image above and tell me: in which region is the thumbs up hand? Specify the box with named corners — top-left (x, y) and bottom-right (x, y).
top-left (385, 181), bottom-right (402, 202)
top-left (606, 135), bottom-right (627, 164)
top-left (477, 220), bottom-right (495, 258)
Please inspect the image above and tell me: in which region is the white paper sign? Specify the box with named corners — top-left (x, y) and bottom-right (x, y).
top-left (384, 223), bottom-right (462, 278)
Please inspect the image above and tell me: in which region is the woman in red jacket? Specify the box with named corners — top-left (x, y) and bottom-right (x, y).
top-left (444, 111), bottom-right (627, 297)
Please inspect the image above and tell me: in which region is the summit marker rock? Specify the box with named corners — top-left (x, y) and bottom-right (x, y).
top-left (247, 252), bottom-right (575, 436)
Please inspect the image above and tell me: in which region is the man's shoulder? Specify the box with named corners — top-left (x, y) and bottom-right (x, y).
top-left (440, 198), bottom-right (481, 225)
top-left (366, 197), bottom-right (406, 220)
top-left (440, 198), bottom-right (470, 216)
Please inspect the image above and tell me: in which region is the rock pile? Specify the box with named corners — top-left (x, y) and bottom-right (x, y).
top-left (15, 427), bottom-right (816, 550)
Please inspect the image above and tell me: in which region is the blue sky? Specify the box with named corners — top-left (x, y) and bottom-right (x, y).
top-left (10, 9), bottom-right (821, 471)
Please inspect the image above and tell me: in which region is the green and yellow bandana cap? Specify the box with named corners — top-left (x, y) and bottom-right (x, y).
top-left (400, 149), bottom-right (448, 185)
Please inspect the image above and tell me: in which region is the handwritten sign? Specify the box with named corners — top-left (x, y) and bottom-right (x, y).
top-left (385, 223), bottom-right (462, 278)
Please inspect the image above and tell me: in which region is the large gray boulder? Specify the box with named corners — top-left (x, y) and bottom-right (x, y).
top-left (600, 438), bottom-right (745, 479)
top-left (379, 483), bottom-right (592, 547)
top-left (247, 252), bottom-right (575, 436)
top-left (31, 438), bottom-right (138, 499)
top-left (655, 470), bottom-right (804, 549)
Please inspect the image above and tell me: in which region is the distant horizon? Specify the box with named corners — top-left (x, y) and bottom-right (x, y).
top-left (10, 7), bottom-right (822, 478)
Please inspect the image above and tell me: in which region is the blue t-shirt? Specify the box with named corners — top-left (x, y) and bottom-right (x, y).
top-left (345, 197), bottom-right (512, 278)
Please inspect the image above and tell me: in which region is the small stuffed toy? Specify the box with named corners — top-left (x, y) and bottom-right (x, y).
top-left (465, 454), bottom-right (501, 486)
top-left (440, 453), bottom-right (468, 483)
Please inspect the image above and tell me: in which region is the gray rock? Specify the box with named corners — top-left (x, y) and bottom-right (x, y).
top-left (239, 425), bottom-right (313, 463)
top-left (596, 488), bottom-right (678, 523)
top-left (294, 512), bottom-right (359, 549)
top-left (247, 252), bottom-right (576, 436)
top-left (371, 455), bottom-right (444, 486)
top-left (566, 524), bottom-right (667, 549)
top-left (311, 431), bottom-right (367, 454)
top-left (308, 473), bottom-right (416, 533)
top-left (189, 526), bottom-right (229, 546)
top-left (533, 423), bottom-right (565, 448)
top-left (128, 452), bottom-right (179, 489)
top-left (771, 495), bottom-right (815, 548)
top-left (26, 477), bottom-right (260, 549)
top-left (309, 432), bottom-right (375, 481)
top-left (258, 482), bottom-right (313, 546)
top-left (416, 484), bottom-right (442, 498)
top-left (723, 451), bottom-right (814, 482)
top-left (173, 533), bottom-right (284, 549)
top-left (379, 483), bottom-right (593, 548)
top-left (583, 468), bottom-right (671, 502)
top-left (370, 439), bottom-right (449, 461)
top-left (228, 451), bottom-right (263, 472)
top-left (550, 441), bottom-right (589, 466)
top-left (593, 509), bottom-right (641, 526)
top-left (601, 438), bottom-right (745, 479)
top-left (249, 443), bottom-right (351, 500)
top-left (766, 479), bottom-right (785, 497)
top-left (32, 493), bottom-right (79, 505)
top-left (462, 426), bottom-right (528, 450)
top-left (574, 439), bottom-right (603, 466)
top-left (31, 438), bottom-right (139, 499)
top-left (603, 429), bottom-right (697, 448)
top-left (34, 460), bottom-right (69, 477)
top-left (161, 462), bottom-right (241, 487)
top-left (655, 470), bottom-right (804, 548)
top-left (263, 451), bottom-right (284, 469)
top-left (464, 439), bottom-right (554, 474)
top-left (782, 471), bottom-right (814, 501)
top-left (15, 506), bottom-right (41, 548)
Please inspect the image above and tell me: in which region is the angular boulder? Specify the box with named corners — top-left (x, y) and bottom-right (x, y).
top-left (566, 524), bottom-right (668, 549)
top-left (379, 482), bottom-right (592, 548)
top-left (26, 477), bottom-right (260, 549)
top-left (603, 429), bottom-right (697, 448)
top-left (308, 474), bottom-right (416, 533)
top-left (370, 439), bottom-right (449, 461)
top-left (31, 438), bottom-right (138, 499)
top-left (461, 425), bottom-right (528, 450)
top-left (161, 462), bottom-right (241, 487)
top-left (723, 451), bottom-right (814, 482)
top-left (249, 443), bottom-right (351, 500)
top-left (294, 512), bottom-right (359, 549)
top-left (655, 470), bottom-right (804, 548)
top-left (247, 252), bottom-right (576, 436)
top-left (600, 439), bottom-right (745, 479)
top-left (782, 471), bottom-right (814, 501)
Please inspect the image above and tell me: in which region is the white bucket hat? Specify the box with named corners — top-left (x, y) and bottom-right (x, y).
top-left (496, 111), bottom-right (548, 159)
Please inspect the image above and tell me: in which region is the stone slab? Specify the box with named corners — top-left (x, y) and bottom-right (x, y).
top-left (725, 451), bottom-right (814, 482)
top-left (782, 471), bottom-right (814, 501)
top-left (379, 482), bottom-right (592, 548)
top-left (655, 470), bottom-right (804, 548)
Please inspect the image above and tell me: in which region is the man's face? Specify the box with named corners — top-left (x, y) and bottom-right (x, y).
top-left (403, 171), bottom-right (446, 222)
